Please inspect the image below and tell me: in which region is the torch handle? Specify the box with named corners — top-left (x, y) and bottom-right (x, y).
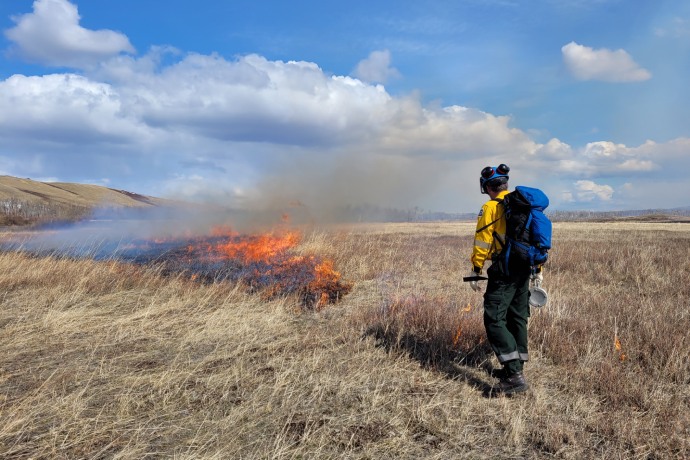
top-left (463, 275), bottom-right (488, 282)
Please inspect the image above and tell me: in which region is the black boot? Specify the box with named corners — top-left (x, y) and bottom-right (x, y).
top-left (495, 371), bottom-right (529, 395)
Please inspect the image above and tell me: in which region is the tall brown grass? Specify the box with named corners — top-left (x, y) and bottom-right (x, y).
top-left (0, 222), bottom-right (688, 458)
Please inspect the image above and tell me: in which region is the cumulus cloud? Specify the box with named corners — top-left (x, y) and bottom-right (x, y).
top-left (583, 140), bottom-right (626, 158)
top-left (513, 135), bottom-right (690, 210)
top-left (4, 0), bottom-right (134, 68)
top-left (573, 180), bottom-right (614, 201)
top-left (2, 41), bottom-right (688, 212)
top-left (0, 48), bottom-right (547, 213)
top-left (534, 138), bottom-right (572, 159)
top-left (0, 73), bottom-right (148, 145)
top-left (353, 50), bottom-right (401, 83)
top-left (0, 50), bottom-right (540, 158)
top-left (542, 140), bottom-right (669, 178)
top-left (561, 41), bottom-right (651, 82)
top-left (124, 54), bottom-right (395, 147)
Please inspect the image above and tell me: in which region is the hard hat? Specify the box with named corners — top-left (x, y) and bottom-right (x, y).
top-left (480, 164), bottom-right (510, 194)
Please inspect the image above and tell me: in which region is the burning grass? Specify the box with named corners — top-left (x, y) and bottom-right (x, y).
top-left (3, 227), bottom-right (352, 310)
top-left (123, 229), bottom-right (353, 309)
top-left (1, 222), bottom-right (689, 458)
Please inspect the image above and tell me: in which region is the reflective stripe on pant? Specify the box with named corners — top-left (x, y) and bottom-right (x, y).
top-left (483, 264), bottom-right (530, 375)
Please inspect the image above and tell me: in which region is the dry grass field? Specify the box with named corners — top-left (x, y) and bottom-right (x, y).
top-left (1, 221), bottom-right (689, 458)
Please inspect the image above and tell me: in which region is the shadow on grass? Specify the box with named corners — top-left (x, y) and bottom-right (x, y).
top-left (363, 325), bottom-right (502, 398)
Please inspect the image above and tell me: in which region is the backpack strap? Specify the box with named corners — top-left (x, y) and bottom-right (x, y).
top-left (493, 231), bottom-right (505, 249)
top-left (475, 199), bottom-right (505, 234)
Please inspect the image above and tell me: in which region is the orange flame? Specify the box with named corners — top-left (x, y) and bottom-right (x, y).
top-left (614, 334), bottom-right (626, 361)
top-left (307, 259), bottom-right (351, 309)
top-left (180, 226), bottom-right (351, 308)
top-left (452, 325), bottom-right (462, 348)
top-left (452, 303), bottom-right (473, 348)
top-left (214, 230), bottom-right (300, 263)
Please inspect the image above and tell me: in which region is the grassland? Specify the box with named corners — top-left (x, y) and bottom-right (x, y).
top-left (0, 222), bottom-right (689, 458)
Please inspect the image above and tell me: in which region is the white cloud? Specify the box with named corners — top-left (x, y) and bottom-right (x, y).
top-left (574, 180), bottom-right (614, 201)
top-left (4, 0), bottom-right (134, 68)
top-left (0, 50), bottom-right (541, 159)
top-left (583, 140), bottom-right (626, 158)
top-left (618, 159), bottom-right (656, 171)
top-left (353, 50), bottom-right (401, 84)
top-left (0, 31), bottom-right (687, 212)
top-left (561, 41), bottom-right (651, 82)
top-left (534, 138), bottom-right (573, 159)
top-left (373, 102), bottom-right (538, 158)
top-left (129, 53), bottom-right (396, 146)
top-left (514, 136), bottom-right (690, 209)
top-left (540, 140), bottom-right (668, 178)
top-left (0, 73), bottom-right (149, 145)
top-left (0, 49), bottom-right (547, 211)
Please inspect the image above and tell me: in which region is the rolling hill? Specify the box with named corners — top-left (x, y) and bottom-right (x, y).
top-left (0, 176), bottom-right (168, 208)
top-left (0, 175), bottom-right (171, 226)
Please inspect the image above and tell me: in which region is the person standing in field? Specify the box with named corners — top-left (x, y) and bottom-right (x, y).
top-left (468, 164), bottom-right (542, 395)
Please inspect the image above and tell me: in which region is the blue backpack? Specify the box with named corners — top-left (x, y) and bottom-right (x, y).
top-left (497, 186), bottom-right (552, 273)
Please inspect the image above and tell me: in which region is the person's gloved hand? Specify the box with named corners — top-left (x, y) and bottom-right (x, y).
top-left (530, 271), bottom-right (543, 287)
top-left (468, 268), bottom-right (483, 292)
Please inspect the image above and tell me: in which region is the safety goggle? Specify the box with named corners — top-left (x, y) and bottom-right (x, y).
top-left (481, 164), bottom-right (510, 179)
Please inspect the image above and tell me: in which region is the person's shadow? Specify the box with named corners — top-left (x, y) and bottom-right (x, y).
top-left (363, 326), bottom-right (503, 398)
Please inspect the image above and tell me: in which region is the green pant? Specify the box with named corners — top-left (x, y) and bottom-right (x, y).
top-left (483, 263), bottom-right (531, 375)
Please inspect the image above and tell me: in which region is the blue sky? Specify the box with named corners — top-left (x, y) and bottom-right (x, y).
top-left (0, 0), bottom-right (688, 214)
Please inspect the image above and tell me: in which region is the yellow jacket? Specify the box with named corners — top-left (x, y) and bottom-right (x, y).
top-left (471, 190), bottom-right (508, 271)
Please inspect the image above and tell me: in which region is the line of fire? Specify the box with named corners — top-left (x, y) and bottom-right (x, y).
top-left (2, 221), bottom-right (353, 310)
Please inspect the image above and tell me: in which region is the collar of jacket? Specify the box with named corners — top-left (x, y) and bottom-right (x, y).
top-left (494, 190), bottom-right (509, 201)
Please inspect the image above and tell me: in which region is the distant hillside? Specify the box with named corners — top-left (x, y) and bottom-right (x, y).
top-left (548, 208), bottom-right (690, 223)
top-left (0, 176), bottom-right (171, 226)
